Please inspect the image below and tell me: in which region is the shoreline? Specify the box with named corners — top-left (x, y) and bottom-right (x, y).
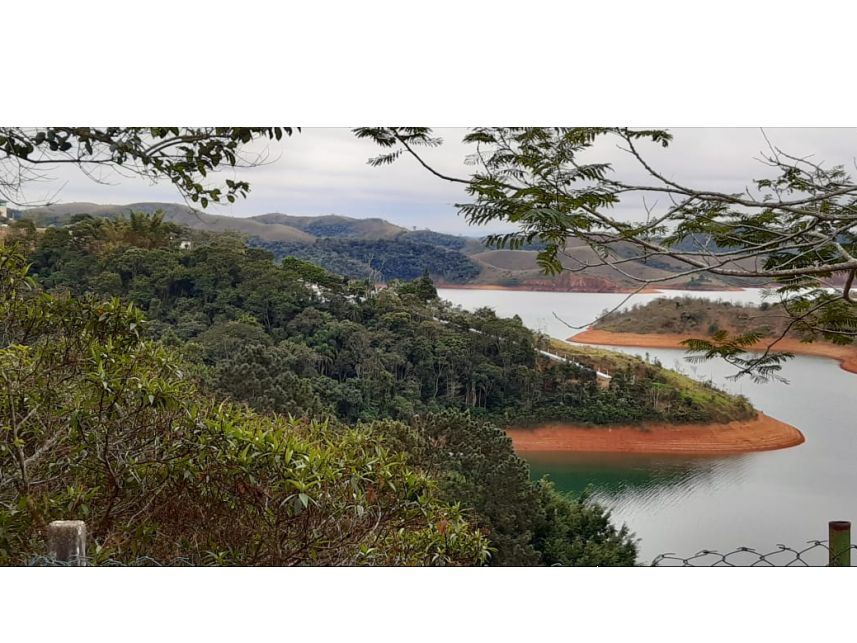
top-left (568, 328), bottom-right (857, 376)
top-left (435, 283), bottom-right (747, 295)
top-left (436, 283), bottom-right (661, 294)
top-left (506, 413), bottom-right (804, 455)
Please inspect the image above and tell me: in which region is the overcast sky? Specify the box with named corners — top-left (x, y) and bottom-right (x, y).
top-left (17, 127), bottom-right (857, 236)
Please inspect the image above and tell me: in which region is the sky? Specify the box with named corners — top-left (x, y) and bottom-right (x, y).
top-left (13, 127), bottom-right (857, 236)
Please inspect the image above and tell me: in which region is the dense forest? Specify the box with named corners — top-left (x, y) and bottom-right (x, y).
top-left (15, 213), bottom-right (752, 426)
top-left (396, 229), bottom-right (470, 250)
top-left (16, 203), bottom-right (770, 292)
top-left (0, 212), bottom-right (756, 565)
top-left (249, 237), bottom-right (481, 283)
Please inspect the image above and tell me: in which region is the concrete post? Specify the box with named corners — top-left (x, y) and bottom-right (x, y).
top-left (828, 520), bottom-right (851, 567)
top-left (47, 520), bottom-right (87, 566)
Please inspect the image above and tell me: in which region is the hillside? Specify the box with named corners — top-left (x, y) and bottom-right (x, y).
top-left (16, 202), bottom-right (487, 283)
top-left (466, 244), bottom-right (763, 291)
top-left (2, 214), bottom-right (666, 567)
top-left (253, 212), bottom-right (405, 239)
top-left (543, 338), bottom-right (754, 424)
top-left (571, 296), bottom-right (857, 375)
top-left (593, 297), bottom-right (785, 336)
top-left (20, 202), bottom-right (316, 242)
top-left (12, 202), bottom-right (767, 292)
top-left (9, 214), bottom-right (758, 429)
top-left (6, 213), bottom-right (785, 566)
top-left (250, 237), bottom-right (481, 283)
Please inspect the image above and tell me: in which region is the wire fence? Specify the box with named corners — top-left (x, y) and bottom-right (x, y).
top-left (27, 547), bottom-right (857, 567)
top-left (32, 547), bottom-right (857, 566)
top-left (651, 541), bottom-right (857, 566)
top-left (32, 519), bottom-right (857, 567)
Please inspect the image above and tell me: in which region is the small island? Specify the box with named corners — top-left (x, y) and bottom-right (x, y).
top-left (569, 296), bottom-right (857, 375)
top-left (505, 339), bottom-right (804, 454)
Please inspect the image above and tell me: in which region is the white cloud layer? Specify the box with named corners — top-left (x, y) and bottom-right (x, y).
top-left (16, 127), bottom-right (857, 236)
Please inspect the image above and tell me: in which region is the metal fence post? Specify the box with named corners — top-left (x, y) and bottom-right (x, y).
top-left (47, 520), bottom-right (87, 566)
top-left (828, 521), bottom-right (851, 567)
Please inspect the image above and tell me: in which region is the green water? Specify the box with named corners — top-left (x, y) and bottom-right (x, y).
top-left (525, 452), bottom-right (721, 496)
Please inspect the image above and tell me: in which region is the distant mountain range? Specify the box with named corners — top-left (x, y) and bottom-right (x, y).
top-left (17, 202), bottom-right (407, 243)
top-left (14, 202), bottom-right (767, 291)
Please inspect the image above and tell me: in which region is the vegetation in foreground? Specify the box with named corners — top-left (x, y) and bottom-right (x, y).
top-left (0, 248), bottom-right (490, 565)
top-left (0, 222), bottom-right (638, 565)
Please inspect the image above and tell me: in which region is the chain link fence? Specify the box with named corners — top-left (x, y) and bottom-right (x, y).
top-left (27, 547), bottom-right (857, 567)
top-left (652, 540), bottom-right (857, 567)
top-left (32, 519), bottom-right (857, 567)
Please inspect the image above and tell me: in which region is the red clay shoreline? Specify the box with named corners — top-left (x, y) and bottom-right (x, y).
top-left (506, 413), bottom-right (804, 455)
top-left (568, 328), bottom-right (857, 376)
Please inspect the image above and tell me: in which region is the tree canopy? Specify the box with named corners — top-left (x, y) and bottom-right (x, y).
top-left (2, 212), bottom-right (768, 565)
top-left (12, 212), bottom-right (753, 427)
top-left (0, 245), bottom-right (489, 565)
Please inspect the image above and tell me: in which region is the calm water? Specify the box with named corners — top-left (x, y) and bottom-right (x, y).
top-left (438, 287), bottom-right (857, 564)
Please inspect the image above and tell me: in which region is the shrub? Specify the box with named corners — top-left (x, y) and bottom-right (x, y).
top-left (0, 247), bottom-right (488, 566)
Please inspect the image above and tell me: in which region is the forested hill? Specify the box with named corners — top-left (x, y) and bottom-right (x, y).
top-left (10, 213), bottom-right (753, 426)
top-left (594, 297), bottom-right (788, 336)
top-left (251, 212), bottom-right (404, 239)
top-left (15, 202), bottom-right (407, 242)
top-left (15, 202), bottom-right (483, 283)
top-left (0, 213), bottom-right (759, 567)
top-left (11, 202), bottom-right (768, 291)
top-left (249, 237), bottom-right (481, 283)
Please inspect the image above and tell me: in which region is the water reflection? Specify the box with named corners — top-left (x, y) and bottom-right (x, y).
top-left (527, 452), bottom-right (750, 514)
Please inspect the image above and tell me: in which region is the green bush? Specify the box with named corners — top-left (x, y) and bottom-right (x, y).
top-left (368, 410), bottom-right (638, 566)
top-left (0, 247), bottom-right (488, 566)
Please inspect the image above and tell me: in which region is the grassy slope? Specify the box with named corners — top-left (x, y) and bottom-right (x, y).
top-left (545, 338), bottom-right (755, 423)
top-left (15, 203), bottom-right (764, 291)
top-left (593, 297), bottom-right (785, 336)
top-left (22, 202), bottom-right (315, 242)
top-left (251, 213), bottom-right (406, 239)
top-left (465, 247), bottom-right (755, 291)
top-left (22, 204), bottom-right (408, 243)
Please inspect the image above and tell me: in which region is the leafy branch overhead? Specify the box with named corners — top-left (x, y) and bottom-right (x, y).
top-left (356, 127), bottom-right (857, 379)
top-left (681, 331), bottom-right (795, 384)
top-left (0, 127), bottom-right (295, 208)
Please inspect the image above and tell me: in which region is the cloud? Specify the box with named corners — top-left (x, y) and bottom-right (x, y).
top-left (14, 127), bottom-right (857, 235)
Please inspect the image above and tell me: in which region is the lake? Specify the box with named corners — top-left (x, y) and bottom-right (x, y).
top-left (437, 287), bottom-right (857, 565)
